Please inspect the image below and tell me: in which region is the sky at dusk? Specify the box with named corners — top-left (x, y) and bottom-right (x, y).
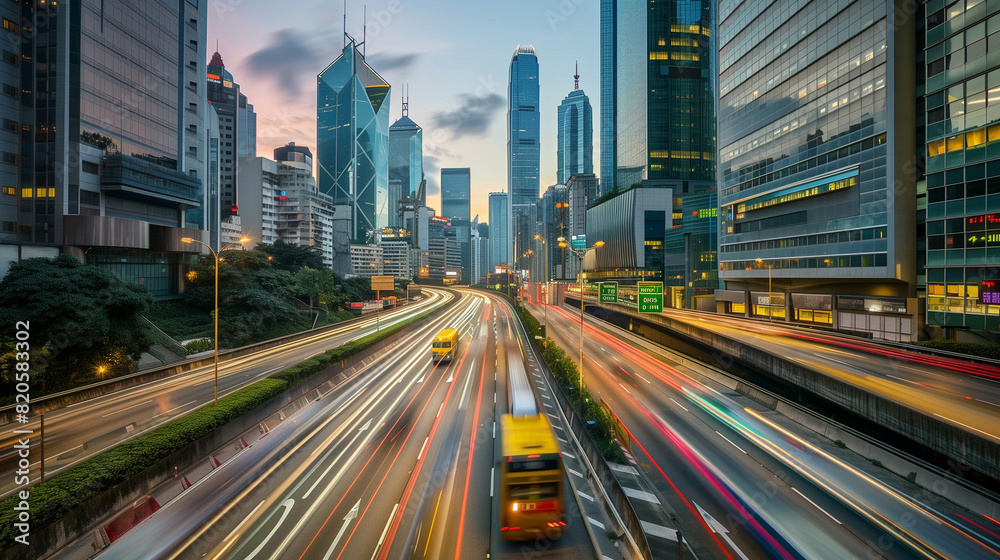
top-left (208, 0), bottom-right (600, 224)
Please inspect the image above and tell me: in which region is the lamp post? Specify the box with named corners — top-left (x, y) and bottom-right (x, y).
top-left (534, 234), bottom-right (549, 337)
top-left (756, 258), bottom-right (773, 322)
top-left (181, 235), bottom-right (250, 405)
top-left (559, 237), bottom-right (604, 397)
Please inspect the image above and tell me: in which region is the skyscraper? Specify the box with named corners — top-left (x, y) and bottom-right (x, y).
top-left (557, 64), bottom-right (594, 185)
top-left (508, 45), bottom-right (540, 269)
top-left (922, 2), bottom-right (1000, 339)
top-left (489, 192), bottom-right (509, 271)
top-left (208, 51), bottom-right (256, 220)
top-left (389, 91), bottom-right (423, 229)
top-left (317, 37), bottom-right (391, 272)
top-left (441, 168), bottom-right (472, 283)
top-left (0, 0), bottom-right (209, 298)
top-left (599, 0), bottom-right (617, 194)
top-left (715, 0), bottom-right (917, 341)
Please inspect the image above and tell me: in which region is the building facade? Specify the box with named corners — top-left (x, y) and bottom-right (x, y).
top-left (716, 0), bottom-right (918, 341)
top-left (599, 0), bottom-right (617, 195)
top-left (380, 240), bottom-right (410, 278)
top-left (508, 45), bottom-right (540, 268)
top-left (318, 38), bottom-right (391, 271)
top-left (388, 101), bottom-right (423, 228)
top-left (489, 191), bottom-right (509, 270)
top-left (273, 144), bottom-right (334, 269)
top-left (0, 0), bottom-right (210, 299)
top-left (557, 66), bottom-right (594, 185)
top-left (237, 157), bottom-right (281, 246)
top-left (922, 1), bottom-right (1000, 340)
top-left (207, 51), bottom-right (256, 221)
top-left (350, 244), bottom-right (384, 277)
top-left (565, 174), bottom-right (599, 280)
top-left (584, 186), bottom-right (672, 281)
top-left (441, 168), bottom-right (471, 283)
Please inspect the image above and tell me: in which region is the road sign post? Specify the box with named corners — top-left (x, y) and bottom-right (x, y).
top-left (371, 276), bottom-right (394, 331)
top-left (599, 282), bottom-right (618, 303)
top-left (637, 281), bottom-right (663, 314)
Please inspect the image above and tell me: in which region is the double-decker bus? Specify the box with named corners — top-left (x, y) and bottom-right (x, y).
top-left (499, 349), bottom-right (566, 540)
top-left (431, 328), bottom-right (459, 363)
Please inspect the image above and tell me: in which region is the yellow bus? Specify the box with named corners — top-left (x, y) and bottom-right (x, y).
top-left (499, 413), bottom-right (566, 540)
top-left (431, 328), bottom-right (459, 363)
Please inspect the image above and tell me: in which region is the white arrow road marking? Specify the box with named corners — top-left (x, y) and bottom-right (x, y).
top-left (359, 418), bottom-right (371, 432)
top-left (243, 498), bottom-right (294, 560)
top-left (446, 372), bottom-right (453, 383)
top-left (417, 374), bottom-right (425, 383)
top-left (695, 502), bottom-right (750, 560)
top-left (323, 500), bottom-right (360, 560)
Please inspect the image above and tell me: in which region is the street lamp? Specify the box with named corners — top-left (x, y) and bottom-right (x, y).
top-left (181, 235), bottom-right (251, 405)
top-left (755, 258), bottom-right (773, 322)
top-left (559, 237), bottom-right (604, 397)
top-left (533, 234), bottom-right (549, 337)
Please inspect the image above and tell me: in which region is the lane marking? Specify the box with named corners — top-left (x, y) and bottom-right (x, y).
top-left (577, 491), bottom-right (594, 502)
top-left (436, 403), bottom-right (444, 418)
top-left (424, 490), bottom-right (443, 556)
top-left (670, 398), bottom-right (689, 412)
top-left (635, 372), bottom-right (652, 384)
top-left (222, 500), bottom-right (265, 543)
top-left (607, 463), bottom-right (638, 475)
top-left (242, 498), bottom-right (295, 560)
top-left (490, 468), bottom-right (495, 497)
top-left (791, 487), bottom-right (842, 524)
top-left (933, 413), bottom-right (1000, 441)
top-left (641, 520), bottom-right (678, 541)
top-left (370, 503), bottom-right (399, 560)
top-left (588, 517), bottom-right (606, 530)
top-left (622, 487), bottom-right (660, 504)
top-left (417, 437), bottom-right (429, 460)
top-left (715, 431), bottom-right (748, 454)
top-left (100, 399), bottom-right (152, 418)
top-left (568, 467), bottom-right (584, 478)
top-left (151, 400), bottom-right (197, 419)
top-left (562, 451), bottom-right (576, 459)
top-left (492, 421), bottom-right (495, 439)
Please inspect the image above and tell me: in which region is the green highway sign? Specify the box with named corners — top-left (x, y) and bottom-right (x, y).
top-left (637, 282), bottom-right (663, 313)
top-left (599, 282), bottom-right (618, 303)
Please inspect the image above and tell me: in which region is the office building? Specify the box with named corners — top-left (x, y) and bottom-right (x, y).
top-left (425, 215), bottom-right (460, 283)
top-left (389, 91), bottom-right (424, 227)
top-left (540, 184), bottom-right (569, 280)
top-left (557, 64), bottom-right (594, 185)
top-left (663, 191), bottom-right (717, 309)
top-left (441, 168), bottom-right (471, 282)
top-left (204, 104), bottom-right (223, 250)
top-left (599, 0), bottom-right (617, 195)
top-left (273, 144), bottom-right (335, 268)
top-left (565, 174), bottom-right (599, 280)
top-left (0, 0), bottom-right (209, 299)
top-left (471, 215), bottom-right (489, 285)
top-left (350, 244), bottom-right (384, 277)
top-left (237, 157), bottom-right (281, 245)
top-left (380, 240), bottom-right (410, 278)
top-left (585, 185), bottom-right (672, 280)
top-left (508, 45), bottom-right (540, 268)
top-left (489, 192), bottom-right (509, 269)
top-left (922, 1), bottom-right (1000, 340)
top-left (317, 37), bottom-right (391, 273)
top-left (208, 51), bottom-right (256, 220)
top-left (715, 0), bottom-right (918, 341)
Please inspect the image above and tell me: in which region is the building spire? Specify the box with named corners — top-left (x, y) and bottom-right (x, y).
top-left (402, 83), bottom-right (409, 117)
top-left (574, 60), bottom-right (579, 90)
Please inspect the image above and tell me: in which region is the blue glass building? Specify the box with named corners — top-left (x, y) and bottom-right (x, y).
top-left (557, 67), bottom-right (594, 185)
top-left (389, 111), bottom-right (423, 228)
top-left (317, 39), bottom-right (391, 246)
top-left (508, 45), bottom-right (540, 266)
top-left (489, 192), bottom-right (509, 270)
top-left (599, 0), bottom-right (617, 195)
top-left (441, 168), bottom-right (472, 283)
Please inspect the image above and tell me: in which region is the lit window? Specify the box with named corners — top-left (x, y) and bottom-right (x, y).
top-left (928, 139), bottom-right (946, 157)
top-left (946, 135), bottom-right (964, 152)
top-left (966, 128), bottom-right (986, 147)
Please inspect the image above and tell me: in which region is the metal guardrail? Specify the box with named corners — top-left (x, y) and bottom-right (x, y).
top-left (139, 315), bottom-right (188, 359)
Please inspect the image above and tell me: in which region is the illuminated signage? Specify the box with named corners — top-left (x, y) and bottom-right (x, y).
top-left (981, 280), bottom-right (1000, 305)
top-left (207, 73), bottom-right (221, 83)
top-left (694, 208), bottom-right (717, 218)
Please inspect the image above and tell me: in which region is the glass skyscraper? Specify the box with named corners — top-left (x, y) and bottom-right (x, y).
top-left (600, 0), bottom-right (617, 194)
top-left (208, 52), bottom-right (255, 219)
top-left (508, 45), bottom-right (540, 267)
top-left (716, 0), bottom-right (918, 341)
top-left (317, 39), bottom-right (391, 247)
top-left (441, 168), bottom-right (472, 283)
top-left (489, 191), bottom-right (509, 270)
top-left (922, 1), bottom-right (1000, 339)
top-left (557, 67), bottom-right (594, 185)
top-left (389, 107), bottom-right (423, 229)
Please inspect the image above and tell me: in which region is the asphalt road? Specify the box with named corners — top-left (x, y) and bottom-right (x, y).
top-left (538, 300), bottom-right (1000, 560)
top-left (88, 289), bottom-right (593, 560)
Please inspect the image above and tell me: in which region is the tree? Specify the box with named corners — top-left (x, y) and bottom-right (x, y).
top-left (0, 254), bottom-right (153, 391)
top-left (256, 240), bottom-right (326, 273)
top-left (294, 266), bottom-right (341, 313)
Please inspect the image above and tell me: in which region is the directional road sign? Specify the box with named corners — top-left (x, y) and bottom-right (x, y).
top-left (637, 282), bottom-right (663, 313)
top-left (599, 282), bottom-right (618, 303)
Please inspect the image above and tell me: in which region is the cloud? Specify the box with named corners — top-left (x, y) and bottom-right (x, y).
top-left (366, 52), bottom-right (422, 74)
top-left (431, 93), bottom-right (504, 140)
top-left (423, 154), bottom-right (441, 197)
top-left (242, 29), bottom-right (323, 99)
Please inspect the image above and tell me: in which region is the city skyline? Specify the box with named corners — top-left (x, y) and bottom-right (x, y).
top-left (207, 0), bottom-right (600, 225)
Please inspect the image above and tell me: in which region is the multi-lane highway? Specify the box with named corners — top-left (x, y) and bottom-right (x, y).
top-left (85, 289), bottom-right (594, 560)
top-left (591, 296), bottom-right (1000, 445)
top-left (538, 299), bottom-right (1000, 560)
top-left (0, 290), bottom-right (450, 499)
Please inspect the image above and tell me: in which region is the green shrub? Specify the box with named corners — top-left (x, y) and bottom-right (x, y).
top-left (183, 339), bottom-right (214, 353)
top-left (913, 340), bottom-right (1000, 361)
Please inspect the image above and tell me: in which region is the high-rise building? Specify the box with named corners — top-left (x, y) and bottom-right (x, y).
top-left (599, 0), bottom-right (617, 195)
top-left (380, 240), bottom-right (410, 278)
top-left (237, 157), bottom-right (282, 246)
top-left (441, 168), bottom-right (471, 282)
top-left (489, 192), bottom-right (509, 270)
top-left (389, 91), bottom-right (423, 228)
top-left (715, 0), bottom-right (918, 341)
top-left (317, 37), bottom-right (391, 275)
top-left (585, 186), bottom-right (672, 280)
top-left (274, 144), bottom-right (335, 268)
top-left (922, 1), bottom-right (1000, 340)
top-left (205, 105), bottom-right (222, 250)
top-left (540, 185), bottom-right (569, 280)
top-left (208, 51), bottom-right (256, 220)
top-left (508, 45), bottom-right (540, 269)
top-left (471, 215), bottom-right (489, 285)
top-left (557, 64), bottom-right (594, 185)
top-left (565, 174), bottom-right (599, 280)
top-left (0, 0), bottom-right (209, 299)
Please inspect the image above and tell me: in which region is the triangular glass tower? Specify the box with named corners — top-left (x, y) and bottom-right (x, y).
top-left (317, 39), bottom-right (391, 245)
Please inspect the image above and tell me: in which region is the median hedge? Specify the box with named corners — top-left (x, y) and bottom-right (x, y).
top-left (0, 299), bottom-right (447, 552)
top-left (914, 340), bottom-right (1000, 361)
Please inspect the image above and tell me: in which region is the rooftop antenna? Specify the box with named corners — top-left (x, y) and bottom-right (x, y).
top-left (216, 39), bottom-right (219, 53)
top-left (343, 0), bottom-right (347, 48)
top-left (574, 61), bottom-right (579, 90)
top-left (362, 5), bottom-right (367, 57)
